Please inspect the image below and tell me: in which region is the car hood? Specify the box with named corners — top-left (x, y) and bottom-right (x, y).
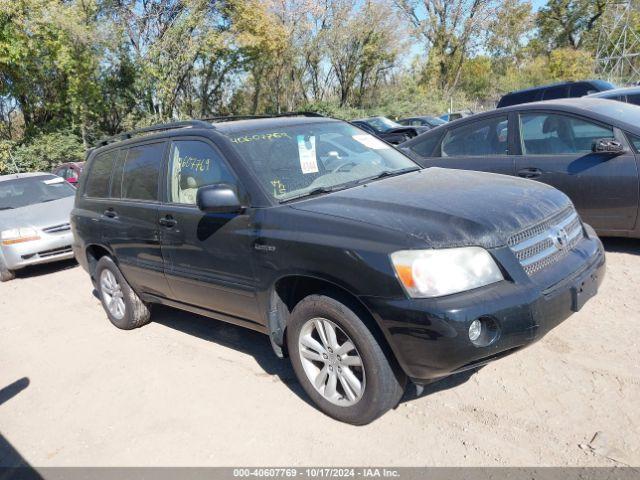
top-left (290, 168), bottom-right (572, 249)
top-left (0, 196), bottom-right (74, 231)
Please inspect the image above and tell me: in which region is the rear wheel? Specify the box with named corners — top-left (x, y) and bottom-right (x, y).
top-left (287, 295), bottom-right (404, 425)
top-left (95, 256), bottom-right (151, 329)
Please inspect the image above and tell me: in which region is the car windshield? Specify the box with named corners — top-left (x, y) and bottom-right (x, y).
top-left (363, 117), bottom-right (402, 133)
top-left (426, 117), bottom-right (447, 126)
top-left (0, 175), bottom-right (75, 210)
top-left (225, 121), bottom-right (419, 202)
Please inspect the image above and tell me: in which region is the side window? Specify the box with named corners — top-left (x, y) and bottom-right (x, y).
top-left (85, 151), bottom-right (116, 198)
top-left (409, 134), bottom-right (440, 157)
top-left (520, 113), bottom-right (614, 155)
top-left (626, 94), bottom-right (640, 106)
top-left (569, 83), bottom-right (592, 97)
top-left (627, 134), bottom-right (640, 151)
top-left (167, 140), bottom-right (236, 205)
top-left (121, 142), bottom-right (164, 201)
top-left (440, 116), bottom-right (509, 157)
top-left (542, 85), bottom-right (568, 100)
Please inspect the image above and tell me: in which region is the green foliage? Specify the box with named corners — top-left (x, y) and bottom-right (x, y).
top-left (9, 131), bottom-right (84, 173)
top-left (0, 0), bottom-right (614, 174)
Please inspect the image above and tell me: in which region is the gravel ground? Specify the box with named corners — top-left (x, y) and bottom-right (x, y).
top-left (1, 238), bottom-right (639, 467)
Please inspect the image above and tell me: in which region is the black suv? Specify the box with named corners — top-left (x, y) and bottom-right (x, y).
top-left (497, 80), bottom-right (614, 108)
top-left (72, 114), bottom-right (605, 424)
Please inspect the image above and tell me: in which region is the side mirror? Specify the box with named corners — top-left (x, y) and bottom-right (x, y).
top-left (592, 138), bottom-right (625, 154)
top-left (196, 184), bottom-right (243, 214)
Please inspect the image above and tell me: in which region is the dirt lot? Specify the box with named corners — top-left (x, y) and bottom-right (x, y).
top-left (1, 239), bottom-right (639, 467)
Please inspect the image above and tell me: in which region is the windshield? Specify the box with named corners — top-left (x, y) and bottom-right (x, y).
top-left (0, 175), bottom-right (75, 210)
top-left (427, 117), bottom-right (447, 126)
top-left (225, 121), bottom-right (419, 201)
top-left (363, 117), bottom-right (402, 133)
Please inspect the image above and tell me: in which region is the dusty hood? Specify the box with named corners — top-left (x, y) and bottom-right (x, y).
top-left (291, 168), bottom-right (572, 249)
top-left (0, 196), bottom-right (74, 231)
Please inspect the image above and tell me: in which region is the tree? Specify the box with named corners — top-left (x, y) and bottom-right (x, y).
top-left (536, 0), bottom-right (607, 51)
top-left (487, 0), bottom-right (534, 62)
top-left (395, 0), bottom-right (498, 92)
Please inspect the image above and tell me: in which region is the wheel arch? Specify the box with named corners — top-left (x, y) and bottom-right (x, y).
top-left (85, 243), bottom-right (114, 280)
top-left (267, 274), bottom-right (402, 375)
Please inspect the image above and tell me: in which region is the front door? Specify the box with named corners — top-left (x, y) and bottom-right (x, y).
top-left (158, 138), bottom-right (261, 324)
top-left (515, 111), bottom-right (639, 231)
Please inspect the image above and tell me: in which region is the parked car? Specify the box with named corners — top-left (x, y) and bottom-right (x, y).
top-left (52, 161), bottom-right (85, 186)
top-left (72, 115), bottom-right (605, 424)
top-left (587, 85), bottom-right (640, 106)
top-left (438, 110), bottom-right (473, 122)
top-left (400, 97), bottom-right (640, 238)
top-left (497, 80), bottom-right (614, 108)
top-left (351, 116), bottom-right (426, 144)
top-left (397, 115), bottom-right (447, 129)
top-left (0, 173), bottom-right (76, 281)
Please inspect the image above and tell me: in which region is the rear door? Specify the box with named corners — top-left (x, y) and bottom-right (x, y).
top-left (100, 140), bottom-right (172, 297)
top-left (515, 111), bottom-right (639, 231)
top-left (409, 114), bottom-right (515, 176)
top-left (158, 138), bottom-right (261, 324)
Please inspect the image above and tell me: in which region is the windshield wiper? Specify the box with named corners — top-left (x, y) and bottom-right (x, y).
top-left (357, 167), bottom-right (420, 184)
top-left (0, 206), bottom-right (14, 210)
top-left (280, 185), bottom-right (346, 203)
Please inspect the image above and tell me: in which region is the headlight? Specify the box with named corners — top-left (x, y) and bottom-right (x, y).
top-left (1, 227), bottom-right (41, 246)
top-left (390, 247), bottom-right (503, 298)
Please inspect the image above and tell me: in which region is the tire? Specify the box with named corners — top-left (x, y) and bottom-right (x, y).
top-left (0, 257), bottom-right (15, 282)
top-left (95, 256), bottom-right (151, 330)
top-left (286, 294), bottom-right (405, 425)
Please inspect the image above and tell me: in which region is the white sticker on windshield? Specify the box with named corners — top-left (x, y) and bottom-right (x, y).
top-left (352, 134), bottom-right (390, 150)
top-left (43, 177), bottom-right (65, 185)
top-left (297, 135), bottom-right (319, 174)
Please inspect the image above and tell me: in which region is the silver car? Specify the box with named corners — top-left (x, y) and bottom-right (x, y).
top-left (0, 173), bottom-right (76, 281)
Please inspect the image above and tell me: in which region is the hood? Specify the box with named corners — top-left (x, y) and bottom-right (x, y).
top-left (291, 168), bottom-right (572, 249)
top-left (0, 196), bottom-right (74, 231)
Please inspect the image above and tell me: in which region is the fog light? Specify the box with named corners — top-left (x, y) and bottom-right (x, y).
top-left (468, 319), bottom-right (482, 342)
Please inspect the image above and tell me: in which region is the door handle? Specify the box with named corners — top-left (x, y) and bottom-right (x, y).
top-left (517, 167), bottom-right (542, 179)
top-left (159, 216), bottom-right (177, 228)
top-left (103, 208), bottom-right (117, 218)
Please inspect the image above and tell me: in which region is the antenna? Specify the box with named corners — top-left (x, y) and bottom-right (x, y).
top-left (596, 0), bottom-right (640, 85)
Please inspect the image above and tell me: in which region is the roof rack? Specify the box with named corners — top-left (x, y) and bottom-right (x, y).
top-left (95, 120), bottom-right (214, 147)
top-left (202, 111), bottom-right (325, 123)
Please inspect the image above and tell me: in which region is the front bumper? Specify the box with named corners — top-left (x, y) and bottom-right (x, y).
top-left (361, 230), bottom-right (606, 383)
top-left (0, 230), bottom-right (75, 270)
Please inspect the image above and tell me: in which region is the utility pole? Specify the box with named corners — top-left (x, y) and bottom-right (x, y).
top-left (596, 0), bottom-right (640, 85)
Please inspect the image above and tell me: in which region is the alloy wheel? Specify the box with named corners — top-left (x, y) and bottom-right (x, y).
top-left (100, 269), bottom-right (126, 320)
top-left (298, 317), bottom-right (365, 406)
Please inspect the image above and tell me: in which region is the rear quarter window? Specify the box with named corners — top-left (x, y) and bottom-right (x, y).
top-left (85, 151), bottom-right (117, 198)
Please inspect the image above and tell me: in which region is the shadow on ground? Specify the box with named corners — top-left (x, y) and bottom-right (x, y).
top-left (0, 378), bottom-right (41, 478)
top-left (151, 305), bottom-right (312, 406)
top-left (13, 259), bottom-right (77, 280)
top-left (151, 305), bottom-right (476, 411)
top-left (601, 237), bottom-right (639, 255)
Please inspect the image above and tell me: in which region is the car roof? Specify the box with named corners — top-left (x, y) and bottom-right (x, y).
top-left (401, 97), bottom-right (640, 149)
top-left (502, 79), bottom-right (606, 96)
top-left (588, 85), bottom-right (640, 97)
top-left (0, 172), bottom-right (54, 183)
top-left (213, 116), bottom-right (341, 134)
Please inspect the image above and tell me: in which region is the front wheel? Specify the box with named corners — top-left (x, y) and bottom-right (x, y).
top-left (287, 295), bottom-right (405, 425)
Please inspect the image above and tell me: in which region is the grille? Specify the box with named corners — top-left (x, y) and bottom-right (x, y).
top-left (38, 246), bottom-right (72, 258)
top-left (42, 223), bottom-right (71, 234)
top-left (508, 207), bottom-right (584, 276)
